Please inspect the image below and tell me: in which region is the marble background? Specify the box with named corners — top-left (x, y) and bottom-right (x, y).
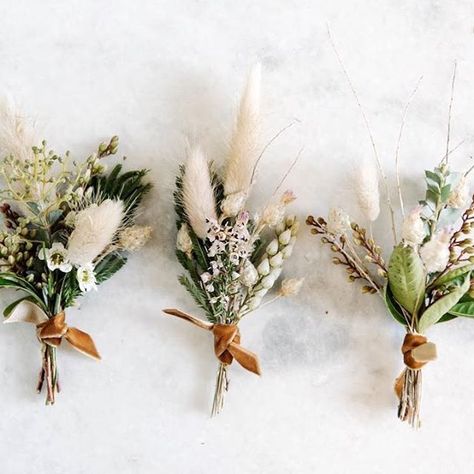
top-left (0, 1), bottom-right (474, 473)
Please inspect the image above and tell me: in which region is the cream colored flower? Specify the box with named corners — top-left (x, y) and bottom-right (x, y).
top-left (448, 176), bottom-right (470, 209)
top-left (177, 223), bottom-right (193, 257)
top-left (401, 206), bottom-right (425, 246)
top-left (240, 262), bottom-right (258, 287)
top-left (327, 208), bottom-right (350, 235)
top-left (420, 228), bottom-right (451, 273)
top-left (221, 191), bottom-right (247, 217)
top-left (278, 278), bottom-right (304, 297)
top-left (119, 225), bottom-right (152, 251)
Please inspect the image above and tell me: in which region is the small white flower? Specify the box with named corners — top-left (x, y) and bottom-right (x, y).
top-left (257, 258), bottom-right (270, 276)
top-left (240, 262), bottom-right (259, 287)
top-left (200, 272), bottom-right (212, 283)
top-left (76, 263), bottom-right (97, 292)
top-left (266, 239), bottom-right (279, 256)
top-left (402, 206), bottom-right (425, 246)
top-left (205, 283), bottom-right (215, 293)
top-left (278, 278), bottom-right (304, 297)
top-left (278, 229), bottom-right (292, 245)
top-left (420, 228), bottom-right (451, 273)
top-left (448, 176), bottom-right (470, 209)
top-left (221, 191), bottom-right (247, 217)
top-left (38, 243), bottom-right (72, 273)
top-left (269, 252), bottom-right (283, 268)
top-left (327, 208), bottom-right (350, 235)
top-left (177, 223), bottom-right (193, 257)
top-left (119, 225), bottom-right (152, 251)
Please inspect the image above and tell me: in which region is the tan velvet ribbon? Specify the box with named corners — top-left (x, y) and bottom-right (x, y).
top-left (394, 333), bottom-right (437, 398)
top-left (37, 312), bottom-right (101, 361)
top-left (163, 308), bottom-right (261, 375)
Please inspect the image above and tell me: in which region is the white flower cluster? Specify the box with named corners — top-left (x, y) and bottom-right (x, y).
top-left (245, 215), bottom-right (299, 311)
top-left (420, 228), bottom-right (451, 273)
top-left (401, 206), bottom-right (425, 246)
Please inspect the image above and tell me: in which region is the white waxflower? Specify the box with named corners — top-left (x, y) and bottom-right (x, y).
top-left (326, 208), bottom-right (350, 235)
top-left (278, 278), bottom-right (304, 297)
top-left (76, 263), bottom-right (97, 292)
top-left (401, 206), bottom-right (425, 246)
top-left (119, 225), bottom-right (152, 251)
top-left (38, 243), bottom-right (72, 273)
top-left (448, 176), bottom-right (470, 209)
top-left (221, 191), bottom-right (247, 217)
top-left (420, 228), bottom-right (451, 273)
top-left (176, 223), bottom-right (193, 257)
top-left (240, 262), bottom-right (259, 287)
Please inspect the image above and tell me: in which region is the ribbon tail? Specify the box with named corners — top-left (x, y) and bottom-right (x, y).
top-left (65, 327), bottom-right (101, 360)
top-left (394, 369), bottom-right (406, 400)
top-left (228, 342), bottom-right (261, 376)
top-left (163, 308), bottom-right (213, 330)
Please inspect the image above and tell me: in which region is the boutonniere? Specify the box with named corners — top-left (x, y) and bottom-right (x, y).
top-left (0, 101), bottom-right (152, 404)
top-left (308, 67), bottom-right (473, 427)
top-left (165, 65), bottom-right (303, 415)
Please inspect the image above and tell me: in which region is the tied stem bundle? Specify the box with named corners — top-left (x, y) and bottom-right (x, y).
top-left (168, 65), bottom-right (302, 416)
top-left (0, 106), bottom-right (152, 404)
top-left (307, 64), bottom-right (474, 427)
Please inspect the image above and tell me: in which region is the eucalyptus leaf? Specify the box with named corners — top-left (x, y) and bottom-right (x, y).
top-left (388, 244), bottom-right (426, 315)
top-left (418, 275), bottom-right (470, 332)
top-left (430, 263), bottom-right (474, 288)
top-left (448, 299), bottom-right (474, 318)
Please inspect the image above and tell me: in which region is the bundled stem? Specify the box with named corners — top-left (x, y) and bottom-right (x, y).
top-left (211, 363), bottom-right (229, 417)
top-left (37, 344), bottom-right (59, 405)
top-left (397, 367), bottom-right (422, 428)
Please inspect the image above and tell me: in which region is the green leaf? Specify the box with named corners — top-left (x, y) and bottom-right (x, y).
top-left (425, 170), bottom-right (442, 185)
top-left (430, 263), bottom-right (474, 288)
top-left (383, 284), bottom-right (408, 326)
top-left (418, 275), bottom-right (470, 332)
top-left (178, 274), bottom-right (212, 318)
top-left (448, 299), bottom-right (474, 318)
top-left (3, 296), bottom-right (32, 318)
top-left (440, 184), bottom-right (452, 202)
top-left (94, 253), bottom-right (127, 284)
top-left (0, 272), bottom-right (46, 311)
top-left (388, 244), bottom-right (426, 315)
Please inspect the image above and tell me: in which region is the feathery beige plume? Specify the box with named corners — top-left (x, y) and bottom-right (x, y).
top-left (67, 199), bottom-right (124, 266)
top-left (223, 64), bottom-right (262, 203)
top-left (0, 96), bottom-right (36, 161)
top-left (356, 158), bottom-right (380, 222)
top-left (182, 145), bottom-right (217, 239)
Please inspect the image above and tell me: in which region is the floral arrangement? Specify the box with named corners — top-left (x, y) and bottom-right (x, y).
top-left (307, 81), bottom-right (474, 426)
top-left (164, 65), bottom-right (302, 416)
top-left (0, 104), bottom-right (151, 404)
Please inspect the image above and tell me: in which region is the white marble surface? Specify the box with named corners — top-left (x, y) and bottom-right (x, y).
top-left (0, 1), bottom-right (474, 473)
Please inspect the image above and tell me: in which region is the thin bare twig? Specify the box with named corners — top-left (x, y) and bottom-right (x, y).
top-left (249, 119), bottom-right (300, 187)
top-left (327, 25), bottom-right (398, 243)
top-left (272, 147), bottom-right (303, 197)
top-left (395, 76), bottom-right (423, 218)
top-left (442, 62), bottom-right (457, 165)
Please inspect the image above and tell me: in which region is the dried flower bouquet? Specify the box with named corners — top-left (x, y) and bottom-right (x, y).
top-left (0, 105), bottom-right (151, 404)
top-left (307, 72), bottom-right (474, 427)
top-left (164, 65), bottom-right (302, 416)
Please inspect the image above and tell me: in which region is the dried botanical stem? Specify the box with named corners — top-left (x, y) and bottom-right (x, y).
top-left (443, 62), bottom-right (457, 165)
top-left (398, 367), bottom-right (422, 428)
top-left (211, 363), bottom-right (228, 417)
top-left (351, 222), bottom-right (387, 276)
top-left (307, 216), bottom-right (382, 297)
top-left (327, 26), bottom-right (397, 243)
top-left (395, 76), bottom-right (423, 218)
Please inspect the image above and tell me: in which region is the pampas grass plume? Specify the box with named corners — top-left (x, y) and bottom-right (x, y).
top-left (182, 144), bottom-right (217, 239)
top-left (223, 63), bottom-right (262, 196)
top-left (0, 96), bottom-right (36, 161)
top-left (68, 199), bottom-right (124, 266)
top-left (356, 159), bottom-right (380, 222)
